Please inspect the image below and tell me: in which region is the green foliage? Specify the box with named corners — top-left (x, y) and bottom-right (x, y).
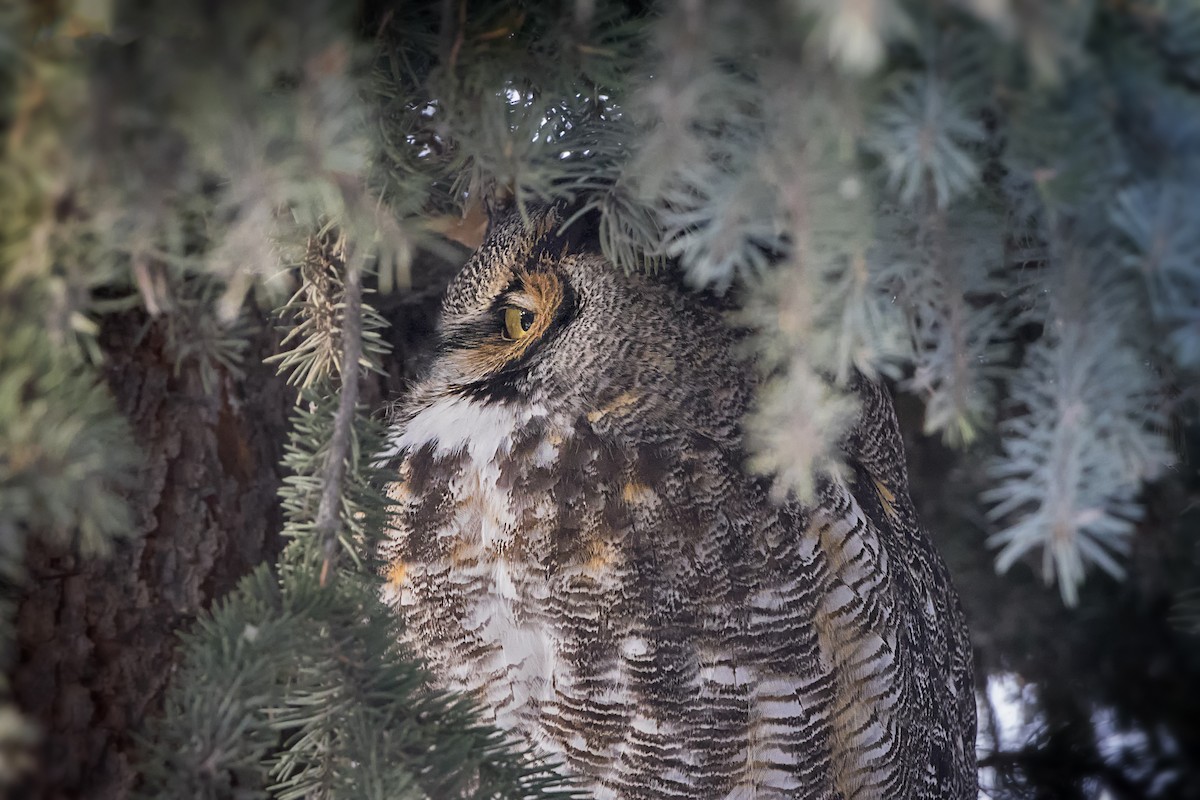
top-left (868, 74), bottom-right (985, 210)
top-left (275, 389), bottom-right (389, 573)
top-left (0, 323), bottom-right (137, 558)
top-left (370, 1), bottom-right (653, 260)
top-left (983, 253), bottom-right (1173, 605)
top-left (0, 2), bottom-right (141, 782)
top-left (138, 566), bottom-right (578, 800)
top-left (888, 204), bottom-right (1010, 447)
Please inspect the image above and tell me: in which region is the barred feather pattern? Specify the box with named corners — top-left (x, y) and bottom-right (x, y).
top-left (380, 205), bottom-right (975, 799)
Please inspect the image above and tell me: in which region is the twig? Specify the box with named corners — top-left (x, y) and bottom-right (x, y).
top-left (449, 0), bottom-right (466, 69)
top-left (315, 236), bottom-right (363, 586)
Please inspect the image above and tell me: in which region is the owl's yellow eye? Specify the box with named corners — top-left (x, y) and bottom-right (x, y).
top-left (503, 307), bottom-right (536, 340)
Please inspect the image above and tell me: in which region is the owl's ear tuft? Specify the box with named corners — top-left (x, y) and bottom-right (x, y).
top-left (531, 197), bottom-right (603, 261)
top-left (428, 196), bottom-right (492, 251)
top-left (483, 185), bottom-right (516, 236)
top-left (428, 181), bottom-right (513, 251)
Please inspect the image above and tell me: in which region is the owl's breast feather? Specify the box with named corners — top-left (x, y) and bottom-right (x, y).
top-left (380, 393), bottom-right (550, 463)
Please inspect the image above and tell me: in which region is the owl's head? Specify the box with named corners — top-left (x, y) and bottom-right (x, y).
top-left (389, 203), bottom-right (752, 458)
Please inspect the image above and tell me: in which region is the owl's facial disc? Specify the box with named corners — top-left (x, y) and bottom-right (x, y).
top-left (439, 268), bottom-right (573, 396)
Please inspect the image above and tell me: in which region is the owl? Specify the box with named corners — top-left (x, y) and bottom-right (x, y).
top-left (379, 202), bottom-right (977, 799)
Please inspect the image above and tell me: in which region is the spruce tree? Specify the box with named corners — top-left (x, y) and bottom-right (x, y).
top-left (2, 1), bottom-right (1198, 797)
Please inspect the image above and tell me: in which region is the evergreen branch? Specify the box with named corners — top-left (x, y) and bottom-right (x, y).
top-left (797, 0), bottom-right (914, 74)
top-left (1000, 75), bottom-right (1123, 217)
top-left (902, 206), bottom-right (1008, 446)
top-left (1169, 587), bottom-right (1200, 635)
top-left (1111, 179), bottom-right (1200, 372)
top-left (868, 73), bottom-right (985, 210)
top-left (137, 566), bottom-right (580, 800)
top-left (745, 355), bottom-right (859, 502)
top-left (983, 248), bottom-right (1174, 605)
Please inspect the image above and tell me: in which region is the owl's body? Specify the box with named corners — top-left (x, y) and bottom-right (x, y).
top-left (381, 205), bottom-right (976, 799)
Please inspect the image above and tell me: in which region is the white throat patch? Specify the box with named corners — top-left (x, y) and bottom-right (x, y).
top-left (381, 394), bottom-right (549, 462)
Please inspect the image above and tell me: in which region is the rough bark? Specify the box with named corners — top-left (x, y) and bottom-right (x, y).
top-left (8, 249), bottom-right (462, 800)
top-left (11, 309), bottom-right (292, 800)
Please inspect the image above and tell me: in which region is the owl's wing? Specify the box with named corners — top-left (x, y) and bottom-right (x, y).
top-left (840, 374), bottom-right (978, 797)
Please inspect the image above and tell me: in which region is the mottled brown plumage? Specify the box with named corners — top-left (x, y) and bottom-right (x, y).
top-left (380, 203), bottom-right (976, 799)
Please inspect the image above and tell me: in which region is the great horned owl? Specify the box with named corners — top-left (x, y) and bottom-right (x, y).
top-left (380, 203), bottom-right (977, 799)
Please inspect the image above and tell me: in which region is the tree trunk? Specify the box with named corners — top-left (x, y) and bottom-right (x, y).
top-left (12, 310), bottom-right (292, 800)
